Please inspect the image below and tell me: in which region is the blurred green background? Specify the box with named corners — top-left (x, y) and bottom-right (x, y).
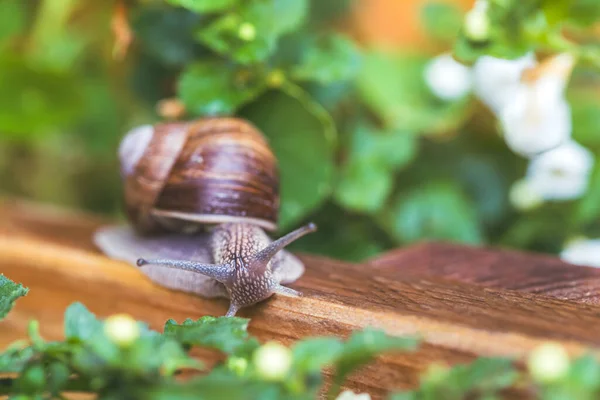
top-left (2, 0), bottom-right (600, 261)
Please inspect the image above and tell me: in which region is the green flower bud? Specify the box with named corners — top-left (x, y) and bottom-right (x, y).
top-left (527, 342), bottom-right (570, 382)
top-left (238, 22), bottom-right (256, 41)
top-left (104, 314), bottom-right (140, 346)
top-left (253, 341), bottom-right (292, 381)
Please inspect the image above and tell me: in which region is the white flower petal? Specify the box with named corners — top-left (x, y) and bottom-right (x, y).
top-left (472, 53), bottom-right (536, 113)
top-left (424, 53), bottom-right (472, 101)
top-left (526, 140), bottom-right (594, 201)
top-left (560, 238), bottom-right (600, 268)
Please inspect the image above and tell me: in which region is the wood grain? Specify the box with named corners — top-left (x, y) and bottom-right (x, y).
top-left (2, 199), bottom-right (600, 398)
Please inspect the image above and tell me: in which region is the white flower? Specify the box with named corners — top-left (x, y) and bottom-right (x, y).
top-left (560, 238), bottom-right (600, 267)
top-left (499, 53), bottom-right (576, 157)
top-left (525, 140), bottom-right (594, 201)
top-left (424, 53), bottom-right (472, 101)
top-left (464, 0), bottom-right (490, 41)
top-left (104, 314), bottom-right (140, 346)
top-left (336, 390), bottom-right (372, 400)
top-left (527, 342), bottom-right (570, 382)
top-left (509, 179), bottom-right (543, 211)
top-left (472, 53), bottom-right (536, 114)
top-left (253, 341), bottom-right (292, 381)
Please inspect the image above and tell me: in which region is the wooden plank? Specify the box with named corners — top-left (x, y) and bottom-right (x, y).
top-left (371, 243), bottom-right (600, 304)
top-left (2, 199), bottom-right (600, 398)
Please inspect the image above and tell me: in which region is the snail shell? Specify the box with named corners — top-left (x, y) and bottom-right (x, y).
top-left (120, 117), bottom-right (279, 235)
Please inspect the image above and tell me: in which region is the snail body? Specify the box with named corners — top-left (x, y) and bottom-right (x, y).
top-left (94, 117), bottom-right (315, 316)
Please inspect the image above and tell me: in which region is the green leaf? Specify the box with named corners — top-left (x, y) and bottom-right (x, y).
top-left (570, 89), bottom-right (600, 148)
top-left (166, 0), bottom-right (239, 13)
top-left (334, 161), bottom-right (393, 213)
top-left (0, 341), bottom-right (35, 373)
top-left (196, 0), bottom-right (308, 64)
top-left (292, 338), bottom-right (344, 372)
top-left (0, 56), bottom-right (83, 139)
top-left (573, 164), bottom-right (600, 226)
top-left (421, 2), bottom-right (463, 42)
top-left (178, 60), bottom-right (266, 115)
top-left (358, 51), bottom-right (470, 134)
top-left (240, 90), bottom-right (335, 228)
top-left (64, 302), bottom-right (103, 342)
top-left (163, 317), bottom-right (251, 354)
top-left (0, 274), bottom-right (28, 320)
top-left (565, 0), bottom-right (600, 27)
top-left (292, 34), bottom-right (361, 84)
top-left (334, 329), bottom-right (418, 385)
top-left (0, 0), bottom-right (26, 42)
top-left (384, 182), bottom-right (483, 245)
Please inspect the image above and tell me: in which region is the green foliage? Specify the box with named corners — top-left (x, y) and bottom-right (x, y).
top-left (4, 0), bottom-right (600, 263)
top-left (0, 274), bottom-right (28, 319)
top-left (0, 281), bottom-right (417, 398)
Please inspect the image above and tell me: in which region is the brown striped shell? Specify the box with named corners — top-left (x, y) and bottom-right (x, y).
top-left (119, 117), bottom-right (279, 235)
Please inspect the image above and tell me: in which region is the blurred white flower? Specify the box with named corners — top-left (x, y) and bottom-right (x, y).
top-left (104, 314), bottom-right (140, 346)
top-left (253, 341), bottom-right (292, 381)
top-left (509, 179), bottom-right (543, 211)
top-left (336, 390), bottom-right (372, 400)
top-left (525, 140), bottom-right (594, 201)
top-left (560, 238), bottom-right (600, 267)
top-left (464, 0), bottom-right (490, 42)
top-left (499, 53), bottom-right (576, 157)
top-left (527, 342), bottom-right (570, 383)
top-left (424, 53), bottom-right (472, 101)
top-left (472, 53), bottom-right (536, 114)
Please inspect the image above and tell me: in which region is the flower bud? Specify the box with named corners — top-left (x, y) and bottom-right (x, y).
top-left (227, 356), bottom-right (248, 376)
top-left (336, 390), bottom-right (372, 400)
top-left (527, 342), bottom-right (570, 382)
top-left (104, 313), bottom-right (140, 346)
top-left (509, 179), bottom-right (543, 211)
top-left (238, 22), bottom-right (256, 41)
top-left (253, 341), bottom-right (292, 381)
top-left (464, 1), bottom-right (490, 42)
top-left (424, 53), bottom-right (472, 101)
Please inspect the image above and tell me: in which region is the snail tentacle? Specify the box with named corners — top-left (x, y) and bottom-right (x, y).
top-left (136, 258), bottom-right (231, 283)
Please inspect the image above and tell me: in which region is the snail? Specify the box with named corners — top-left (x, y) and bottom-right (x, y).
top-left (93, 117), bottom-right (316, 316)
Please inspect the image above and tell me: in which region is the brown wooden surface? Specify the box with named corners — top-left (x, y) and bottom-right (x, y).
top-left (2, 198), bottom-right (600, 398)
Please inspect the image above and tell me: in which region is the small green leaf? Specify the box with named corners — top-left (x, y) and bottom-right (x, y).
top-left (421, 2), bottom-right (463, 42)
top-left (164, 317), bottom-right (251, 354)
top-left (166, 0), bottom-right (239, 13)
top-left (334, 161), bottom-right (393, 213)
top-left (196, 0), bottom-right (308, 64)
top-left (64, 302), bottom-right (103, 342)
top-left (0, 341), bottom-right (35, 373)
top-left (240, 90), bottom-right (335, 228)
top-left (0, 274), bottom-right (28, 320)
top-left (292, 338), bottom-right (344, 372)
top-left (358, 51), bottom-right (470, 134)
top-left (0, 0), bottom-right (26, 42)
top-left (178, 60), bottom-right (266, 115)
top-left (334, 329), bottom-right (418, 385)
top-left (292, 34), bottom-right (361, 84)
top-left (384, 182), bottom-right (483, 245)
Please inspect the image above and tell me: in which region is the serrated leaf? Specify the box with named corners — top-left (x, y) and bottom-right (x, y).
top-left (196, 0), bottom-right (308, 64)
top-left (64, 302), bottom-right (103, 342)
top-left (384, 182), bottom-right (483, 245)
top-left (334, 329), bottom-right (418, 384)
top-left (292, 338), bottom-right (344, 372)
top-left (240, 89), bottom-right (335, 228)
top-left (0, 274), bottom-right (28, 320)
top-left (178, 60), bottom-right (266, 115)
top-left (166, 0), bottom-right (239, 13)
top-left (292, 34), bottom-right (361, 84)
top-left (164, 317), bottom-right (251, 354)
